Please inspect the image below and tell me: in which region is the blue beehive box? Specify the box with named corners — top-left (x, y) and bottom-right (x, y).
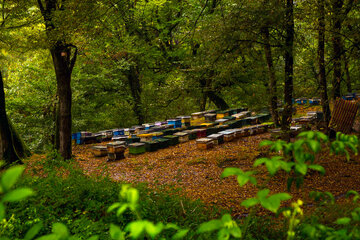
top-left (167, 119), bottom-right (182, 128)
top-left (113, 129), bottom-right (124, 136)
top-left (343, 94), bottom-right (355, 100)
top-left (309, 98), bottom-right (320, 105)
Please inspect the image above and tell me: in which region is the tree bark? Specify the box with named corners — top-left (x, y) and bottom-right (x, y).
top-left (318, 0), bottom-right (331, 132)
top-left (331, 0), bottom-right (343, 99)
top-left (50, 44), bottom-right (73, 159)
top-left (262, 27), bottom-right (280, 126)
top-left (199, 78), bottom-right (229, 110)
top-left (281, 0), bottom-right (294, 141)
top-left (38, 0), bottom-right (77, 160)
top-left (207, 90), bottom-right (229, 110)
top-left (0, 71), bottom-right (30, 166)
top-left (344, 51), bottom-right (352, 93)
top-left (127, 65), bottom-right (144, 125)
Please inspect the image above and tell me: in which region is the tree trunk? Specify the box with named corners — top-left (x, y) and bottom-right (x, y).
top-left (199, 78), bottom-right (229, 110)
top-left (281, 0), bottom-right (294, 141)
top-left (50, 44), bottom-right (73, 160)
top-left (0, 71), bottom-right (29, 166)
top-left (38, 0), bottom-right (77, 160)
top-left (344, 52), bottom-right (352, 93)
top-left (127, 65), bottom-right (144, 125)
top-left (262, 27), bottom-right (280, 126)
top-left (331, 0), bottom-right (344, 99)
top-left (207, 90), bottom-right (229, 110)
top-left (318, 0), bottom-right (331, 132)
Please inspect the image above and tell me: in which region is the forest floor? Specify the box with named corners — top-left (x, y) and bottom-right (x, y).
top-left (26, 105), bottom-right (360, 218)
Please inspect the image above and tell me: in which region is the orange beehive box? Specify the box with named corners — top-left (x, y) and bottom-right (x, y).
top-left (196, 138), bottom-right (214, 150)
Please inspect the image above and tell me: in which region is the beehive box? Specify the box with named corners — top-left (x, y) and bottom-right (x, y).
top-left (190, 118), bottom-right (205, 126)
top-left (191, 112), bottom-right (205, 120)
top-left (195, 129), bottom-right (207, 138)
top-left (215, 118), bottom-right (229, 125)
top-left (156, 138), bottom-right (170, 149)
top-left (204, 109), bottom-right (216, 114)
top-left (207, 134), bottom-right (224, 145)
top-left (112, 136), bottom-right (128, 143)
top-left (151, 132), bottom-right (164, 140)
top-left (91, 146), bottom-right (108, 157)
top-left (107, 141), bottom-right (126, 154)
top-left (138, 133), bottom-right (153, 142)
top-left (307, 111), bottom-right (324, 121)
top-left (164, 135), bottom-right (179, 146)
top-left (167, 119), bottom-right (182, 128)
top-left (244, 116), bottom-right (259, 125)
top-left (257, 113), bottom-right (271, 123)
top-left (174, 132), bottom-right (189, 143)
top-left (309, 98), bottom-right (320, 105)
top-left (183, 130), bottom-right (197, 140)
top-left (143, 124), bottom-right (155, 130)
top-left (144, 141), bottom-right (159, 152)
top-left (215, 124), bottom-right (229, 131)
top-left (113, 129), bottom-right (124, 136)
top-left (204, 113), bottom-right (217, 122)
top-left (107, 152), bottom-right (125, 161)
top-left (200, 122), bottom-right (216, 128)
top-left (220, 130), bottom-right (236, 142)
top-left (83, 135), bottom-right (98, 144)
top-left (196, 138), bottom-right (214, 150)
top-left (206, 127), bottom-right (219, 135)
top-left (129, 142), bottom-right (146, 155)
top-left (239, 128), bottom-right (251, 137)
top-left (127, 137), bottom-right (140, 144)
top-left (180, 116), bottom-right (191, 127)
top-left (216, 110), bottom-right (231, 119)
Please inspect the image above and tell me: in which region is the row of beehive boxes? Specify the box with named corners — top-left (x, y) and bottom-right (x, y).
top-left (91, 121), bottom-right (275, 159)
top-left (75, 111), bottom-right (271, 147)
top-left (196, 123), bottom-right (274, 150)
top-left (72, 107), bottom-right (251, 144)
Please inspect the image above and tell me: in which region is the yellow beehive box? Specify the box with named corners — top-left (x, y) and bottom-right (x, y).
top-left (200, 122), bottom-right (215, 128)
top-left (191, 118), bottom-right (205, 126)
top-left (216, 113), bottom-right (229, 119)
top-left (91, 146), bottom-right (108, 157)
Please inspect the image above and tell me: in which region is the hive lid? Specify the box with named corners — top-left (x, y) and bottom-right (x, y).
top-left (174, 132), bottom-right (188, 136)
top-left (196, 138), bottom-right (213, 143)
top-left (91, 146), bottom-right (107, 150)
top-left (129, 142), bottom-right (145, 147)
top-left (107, 141), bottom-right (126, 147)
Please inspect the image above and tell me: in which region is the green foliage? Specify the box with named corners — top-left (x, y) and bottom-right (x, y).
top-left (331, 132), bottom-right (359, 161)
top-left (1, 157), bottom-right (217, 239)
top-left (220, 168), bottom-right (257, 187)
top-left (197, 214), bottom-right (241, 240)
top-left (241, 189), bottom-right (291, 213)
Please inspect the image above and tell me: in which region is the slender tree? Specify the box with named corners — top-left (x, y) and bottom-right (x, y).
top-left (261, 0), bottom-right (280, 126)
top-left (318, 0), bottom-right (331, 131)
top-left (331, 0), bottom-right (354, 99)
top-left (281, 0), bottom-right (294, 140)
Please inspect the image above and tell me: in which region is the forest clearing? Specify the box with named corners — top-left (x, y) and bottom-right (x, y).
top-left (2, 0), bottom-right (360, 239)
